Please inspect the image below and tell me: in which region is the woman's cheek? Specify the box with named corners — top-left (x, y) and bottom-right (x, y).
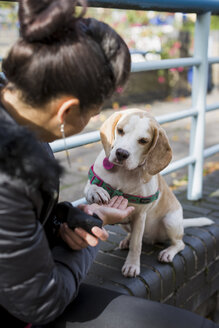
top-left (71, 119), bottom-right (86, 135)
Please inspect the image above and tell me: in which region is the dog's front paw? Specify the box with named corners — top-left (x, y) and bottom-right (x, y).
top-left (158, 249), bottom-right (174, 263)
top-left (122, 262), bottom-right (140, 278)
top-left (86, 185), bottom-right (110, 204)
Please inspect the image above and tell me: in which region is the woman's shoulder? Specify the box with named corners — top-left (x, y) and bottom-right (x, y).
top-left (0, 106), bottom-right (63, 194)
top-left (0, 171), bottom-right (31, 207)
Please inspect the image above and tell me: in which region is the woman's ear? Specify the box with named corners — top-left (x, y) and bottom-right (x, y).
top-left (100, 111), bottom-right (123, 157)
top-left (146, 126), bottom-right (172, 175)
top-left (57, 98), bottom-right (80, 124)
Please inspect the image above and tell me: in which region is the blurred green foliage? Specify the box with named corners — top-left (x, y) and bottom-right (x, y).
top-left (0, 1), bottom-right (17, 10)
top-left (0, 2), bottom-right (18, 24)
top-left (126, 10), bottom-right (149, 25)
top-left (211, 15), bottom-right (219, 30)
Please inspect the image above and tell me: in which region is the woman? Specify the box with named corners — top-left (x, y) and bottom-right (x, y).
top-left (0, 0), bottom-right (134, 326)
top-left (0, 1), bottom-right (218, 327)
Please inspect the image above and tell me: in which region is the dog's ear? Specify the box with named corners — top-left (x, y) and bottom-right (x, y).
top-left (146, 126), bottom-right (172, 175)
top-left (100, 111), bottom-right (123, 157)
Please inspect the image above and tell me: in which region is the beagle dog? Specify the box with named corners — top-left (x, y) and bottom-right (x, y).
top-left (85, 109), bottom-right (213, 277)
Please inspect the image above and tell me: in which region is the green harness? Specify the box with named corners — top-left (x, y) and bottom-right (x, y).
top-left (88, 165), bottom-right (159, 205)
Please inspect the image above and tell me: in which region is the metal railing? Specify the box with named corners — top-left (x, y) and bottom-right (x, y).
top-left (1, 0), bottom-right (219, 202)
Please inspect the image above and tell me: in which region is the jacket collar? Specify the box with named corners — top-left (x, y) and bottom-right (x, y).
top-left (0, 100), bottom-right (63, 193)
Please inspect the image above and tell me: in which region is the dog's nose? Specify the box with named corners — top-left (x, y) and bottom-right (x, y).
top-left (116, 148), bottom-right (130, 161)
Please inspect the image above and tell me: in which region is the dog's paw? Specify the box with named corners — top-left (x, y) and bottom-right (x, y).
top-left (158, 241), bottom-right (184, 263)
top-left (86, 185), bottom-right (110, 204)
top-left (158, 249), bottom-right (174, 263)
top-left (122, 263), bottom-right (140, 277)
top-left (119, 236), bottom-right (130, 250)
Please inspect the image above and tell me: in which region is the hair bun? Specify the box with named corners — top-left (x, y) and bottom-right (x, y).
top-left (84, 18), bottom-right (129, 87)
top-left (19, 0), bottom-right (86, 42)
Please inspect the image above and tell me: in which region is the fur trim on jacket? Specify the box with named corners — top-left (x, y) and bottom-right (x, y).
top-left (0, 102), bottom-right (63, 193)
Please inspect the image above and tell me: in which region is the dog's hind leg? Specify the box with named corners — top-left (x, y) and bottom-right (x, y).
top-left (158, 238), bottom-right (185, 262)
top-left (119, 233), bottom-right (131, 250)
top-left (158, 208), bottom-right (185, 263)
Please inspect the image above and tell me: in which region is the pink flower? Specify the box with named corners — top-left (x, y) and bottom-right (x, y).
top-left (169, 48), bottom-right (177, 56)
top-left (121, 15), bottom-right (127, 22)
top-left (174, 41), bottom-right (181, 49)
top-left (158, 76), bottom-right (165, 84)
top-left (173, 97), bottom-right (180, 102)
top-left (128, 40), bottom-right (135, 47)
top-left (116, 87), bottom-right (124, 94)
top-left (131, 23), bottom-right (141, 27)
top-left (178, 67), bottom-right (184, 72)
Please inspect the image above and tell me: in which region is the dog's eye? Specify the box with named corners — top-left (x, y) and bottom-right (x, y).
top-left (138, 138), bottom-right (149, 145)
top-left (117, 128), bottom-right (124, 135)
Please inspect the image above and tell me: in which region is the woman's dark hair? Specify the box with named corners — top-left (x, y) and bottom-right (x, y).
top-left (2, 0), bottom-right (131, 110)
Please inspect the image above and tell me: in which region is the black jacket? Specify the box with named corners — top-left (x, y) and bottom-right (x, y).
top-left (0, 100), bottom-right (99, 326)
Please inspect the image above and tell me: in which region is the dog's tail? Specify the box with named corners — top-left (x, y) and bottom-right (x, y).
top-left (183, 217), bottom-right (214, 228)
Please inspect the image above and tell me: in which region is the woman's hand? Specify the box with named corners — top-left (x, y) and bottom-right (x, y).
top-left (59, 196), bottom-right (134, 251)
top-left (79, 196), bottom-right (135, 226)
top-left (59, 223), bottom-right (108, 251)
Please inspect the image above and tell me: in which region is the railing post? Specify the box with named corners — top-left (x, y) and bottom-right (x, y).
top-left (187, 12), bottom-right (211, 201)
